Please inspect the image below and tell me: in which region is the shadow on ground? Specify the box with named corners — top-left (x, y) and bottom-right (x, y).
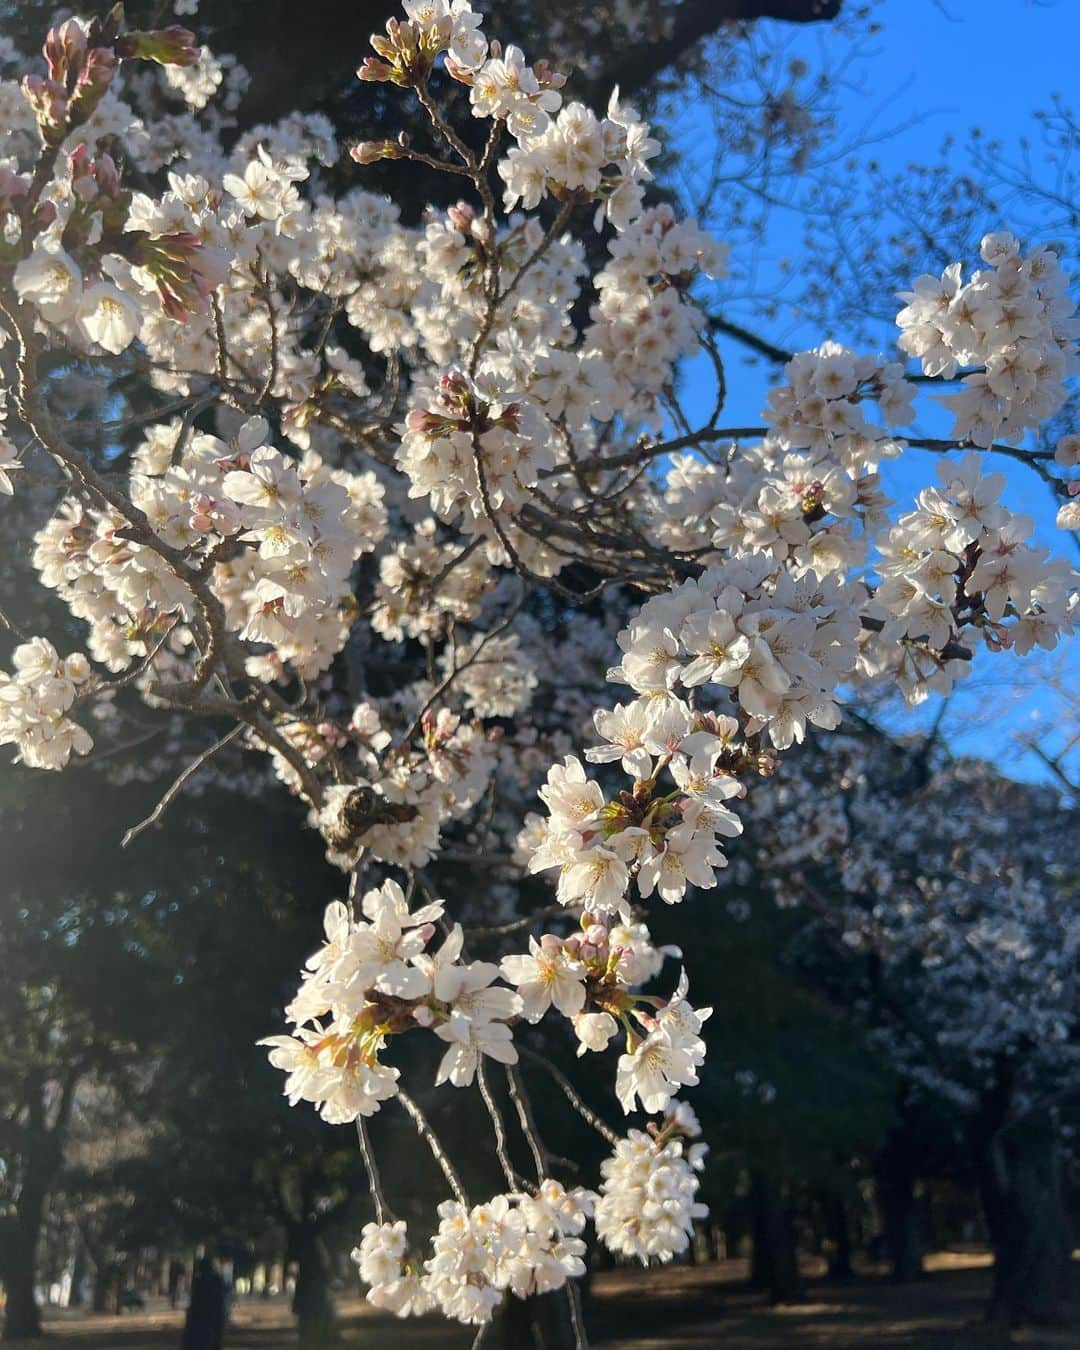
top-left (9, 1253), bottom-right (1079, 1348)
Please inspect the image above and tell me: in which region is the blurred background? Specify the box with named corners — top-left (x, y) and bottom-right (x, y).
top-left (1, 1), bottom-right (1078, 1347)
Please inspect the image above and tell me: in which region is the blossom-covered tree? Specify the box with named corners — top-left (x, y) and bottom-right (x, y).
top-left (732, 727), bottom-right (1079, 1325)
top-left (0, 1), bottom-right (1077, 1342)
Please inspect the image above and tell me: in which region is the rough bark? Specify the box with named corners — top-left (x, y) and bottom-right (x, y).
top-left (978, 1110), bottom-right (1071, 1328)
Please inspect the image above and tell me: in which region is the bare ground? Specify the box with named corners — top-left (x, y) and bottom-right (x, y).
top-left (9, 1251), bottom-right (1079, 1349)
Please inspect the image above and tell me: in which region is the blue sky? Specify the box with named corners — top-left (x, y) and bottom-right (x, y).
top-left (667, 0), bottom-right (1080, 787)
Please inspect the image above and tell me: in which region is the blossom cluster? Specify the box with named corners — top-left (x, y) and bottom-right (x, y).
top-left (312, 704), bottom-right (497, 870)
top-left (594, 1101), bottom-right (708, 1263)
top-left (353, 1178), bottom-right (593, 1325)
top-left (609, 559), bottom-right (861, 748)
top-left (897, 232), bottom-right (1079, 446)
top-left (260, 882), bottom-right (521, 1120)
top-left (866, 452), bottom-right (1077, 702)
top-left (32, 416), bottom-right (385, 684)
top-left (0, 638), bottom-right (93, 770)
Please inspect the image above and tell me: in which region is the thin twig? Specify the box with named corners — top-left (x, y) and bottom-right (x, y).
top-left (356, 1117), bottom-right (391, 1224)
top-left (121, 725), bottom-right (244, 847)
top-left (518, 1048), bottom-right (619, 1147)
top-left (0, 602), bottom-right (28, 641)
top-left (397, 1091), bottom-right (468, 1205)
top-left (477, 1061), bottom-right (522, 1190)
top-left (466, 902), bottom-right (571, 939)
top-left (505, 1064), bottom-right (546, 1182)
top-left (566, 1278), bottom-right (589, 1350)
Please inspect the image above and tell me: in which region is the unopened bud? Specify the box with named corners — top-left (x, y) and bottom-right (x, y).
top-left (357, 56), bottom-right (394, 83)
top-left (95, 153), bottom-right (121, 197)
top-left (68, 46), bottom-right (117, 128)
top-left (349, 139), bottom-right (399, 165)
top-left (44, 19), bottom-right (88, 87)
top-left (448, 201), bottom-right (475, 232)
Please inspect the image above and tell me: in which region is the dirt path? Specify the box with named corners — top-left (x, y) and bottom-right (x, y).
top-left (9, 1253), bottom-right (1078, 1349)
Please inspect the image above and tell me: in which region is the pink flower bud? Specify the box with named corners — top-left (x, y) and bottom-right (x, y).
top-left (95, 153), bottom-right (121, 197)
top-left (44, 19), bottom-right (88, 86)
top-left (406, 408), bottom-right (443, 434)
top-left (349, 139), bottom-right (398, 164)
top-left (448, 201), bottom-right (475, 232)
top-left (68, 142), bottom-right (93, 177)
top-left (68, 46), bottom-right (118, 128)
top-left (357, 56), bottom-right (394, 83)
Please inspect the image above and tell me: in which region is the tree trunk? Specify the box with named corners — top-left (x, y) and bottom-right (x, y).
top-left (1, 1068), bottom-right (81, 1340)
top-left (492, 1290), bottom-right (577, 1349)
top-left (91, 1264), bottom-right (114, 1314)
top-left (875, 1129), bottom-right (922, 1282)
top-left (0, 1163), bottom-right (48, 1339)
top-left (827, 1196), bottom-right (854, 1280)
top-left (750, 1174), bottom-right (803, 1305)
top-left (1, 1243), bottom-right (42, 1341)
top-left (68, 1233), bottom-right (88, 1308)
top-left (978, 1110), bottom-right (1070, 1328)
top-left (289, 1222), bottom-right (339, 1348)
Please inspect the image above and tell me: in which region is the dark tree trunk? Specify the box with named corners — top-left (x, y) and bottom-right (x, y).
top-left (1, 1237), bottom-right (42, 1341)
top-left (750, 1174), bottom-right (803, 1305)
top-left (1, 1149), bottom-right (49, 1339)
top-left (68, 1233), bottom-right (88, 1308)
top-left (91, 1264), bottom-right (116, 1314)
top-left (827, 1196), bottom-right (854, 1281)
top-left (875, 1129), bottom-right (923, 1282)
top-left (493, 1290), bottom-right (577, 1349)
top-left (289, 1222), bottom-right (339, 1348)
top-left (977, 1110), bottom-right (1070, 1328)
top-left (1, 1068), bottom-right (81, 1340)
